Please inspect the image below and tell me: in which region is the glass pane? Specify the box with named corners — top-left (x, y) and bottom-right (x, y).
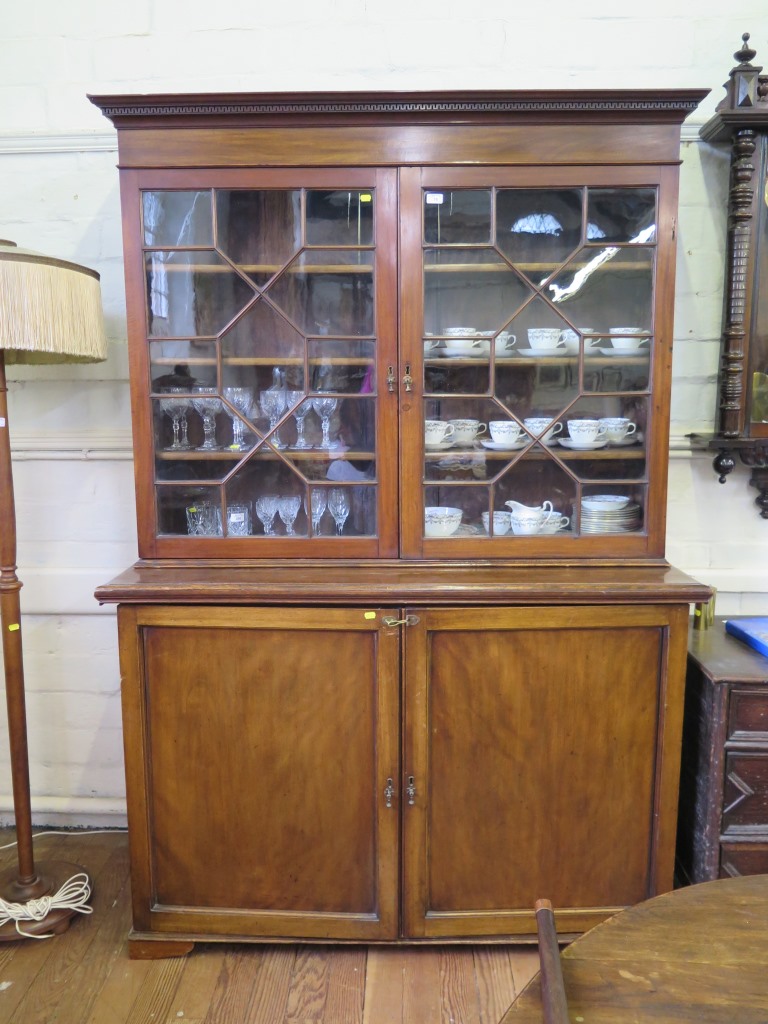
top-left (146, 250), bottom-right (256, 337)
top-left (496, 189), bottom-right (583, 281)
top-left (215, 190), bottom-right (302, 286)
top-left (587, 189), bottom-right (656, 244)
top-left (143, 191), bottom-right (212, 247)
top-left (554, 398), bottom-right (647, 484)
top-left (157, 486), bottom-right (223, 536)
top-left (424, 357), bottom-right (490, 396)
top-left (583, 339), bottom-right (652, 394)
top-left (542, 246), bottom-right (655, 334)
top-left (423, 190), bottom-right (492, 244)
top-left (578, 486), bottom-right (646, 535)
top-left (266, 250), bottom-right (374, 336)
top-left (750, 206), bottom-right (768, 425)
top-left (281, 397), bottom-right (376, 471)
top-left (308, 339), bottom-right (375, 394)
top-left (424, 484), bottom-right (487, 539)
top-left (306, 190), bottom-right (374, 246)
top-left (150, 340), bottom-right (216, 391)
top-left (424, 248), bottom-right (531, 335)
top-left (495, 452), bottom-right (577, 536)
top-left (221, 300), bottom-right (305, 374)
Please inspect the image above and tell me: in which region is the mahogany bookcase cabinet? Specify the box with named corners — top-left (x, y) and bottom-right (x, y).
top-left (91, 89), bottom-right (710, 958)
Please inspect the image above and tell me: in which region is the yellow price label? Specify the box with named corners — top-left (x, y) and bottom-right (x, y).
top-left (8, 624), bottom-right (20, 632)
top-left (360, 194), bottom-right (372, 203)
top-left (364, 611), bottom-right (376, 620)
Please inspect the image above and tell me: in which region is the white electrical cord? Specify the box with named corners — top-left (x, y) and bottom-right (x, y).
top-left (0, 828), bottom-right (126, 939)
top-left (0, 872), bottom-right (93, 938)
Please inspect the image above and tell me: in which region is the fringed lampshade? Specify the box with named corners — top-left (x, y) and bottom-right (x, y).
top-left (0, 239), bottom-right (107, 940)
top-left (0, 241), bottom-right (107, 364)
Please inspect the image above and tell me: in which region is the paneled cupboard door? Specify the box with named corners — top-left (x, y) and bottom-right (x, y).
top-left (118, 605), bottom-right (400, 940)
top-left (401, 605), bottom-right (689, 938)
top-left (399, 166), bottom-right (679, 559)
top-left (122, 169), bottom-right (399, 559)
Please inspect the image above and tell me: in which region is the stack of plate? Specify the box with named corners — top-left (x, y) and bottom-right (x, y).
top-left (579, 495), bottom-right (643, 534)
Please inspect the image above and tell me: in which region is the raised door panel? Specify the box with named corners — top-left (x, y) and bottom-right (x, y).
top-left (402, 604), bottom-right (688, 938)
top-left (118, 605), bottom-right (400, 940)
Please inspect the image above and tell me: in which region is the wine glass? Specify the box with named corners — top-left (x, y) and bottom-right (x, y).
top-left (328, 488), bottom-right (351, 535)
top-left (254, 494), bottom-right (279, 536)
top-left (191, 386), bottom-right (221, 451)
top-left (223, 387), bottom-right (253, 452)
top-left (160, 388), bottom-right (192, 451)
top-left (260, 389), bottom-right (287, 449)
top-left (277, 495), bottom-right (302, 535)
top-left (285, 390), bottom-right (311, 449)
top-left (303, 487), bottom-right (327, 535)
top-left (312, 395), bottom-right (338, 450)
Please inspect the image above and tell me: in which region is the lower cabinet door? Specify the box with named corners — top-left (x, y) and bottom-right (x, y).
top-left (402, 604), bottom-right (689, 938)
top-left (118, 605), bottom-right (400, 940)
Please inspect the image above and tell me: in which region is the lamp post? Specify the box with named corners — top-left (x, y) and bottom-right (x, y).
top-left (0, 240), bottom-right (107, 938)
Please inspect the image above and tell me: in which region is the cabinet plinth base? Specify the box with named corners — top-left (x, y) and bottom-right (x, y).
top-left (128, 934), bottom-right (196, 959)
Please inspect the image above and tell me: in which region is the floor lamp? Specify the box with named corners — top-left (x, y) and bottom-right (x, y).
top-left (0, 240), bottom-right (107, 938)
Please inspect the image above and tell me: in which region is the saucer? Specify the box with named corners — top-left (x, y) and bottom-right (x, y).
top-left (521, 348), bottom-right (566, 358)
top-left (608, 435), bottom-right (640, 447)
top-left (425, 440), bottom-right (455, 451)
top-left (480, 438), bottom-right (528, 451)
top-left (595, 348), bottom-right (645, 357)
top-left (558, 438), bottom-right (608, 450)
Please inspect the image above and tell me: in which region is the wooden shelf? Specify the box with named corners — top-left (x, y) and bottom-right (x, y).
top-left (155, 447), bottom-right (375, 463)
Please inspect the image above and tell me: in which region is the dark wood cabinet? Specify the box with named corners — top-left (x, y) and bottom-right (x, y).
top-left (677, 620), bottom-right (768, 883)
top-left (90, 89), bottom-right (710, 956)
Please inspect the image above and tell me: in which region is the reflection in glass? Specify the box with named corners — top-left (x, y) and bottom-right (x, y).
top-left (267, 249), bottom-right (374, 336)
top-left (146, 250), bottom-right (256, 337)
top-left (543, 246), bottom-right (654, 332)
top-left (215, 190), bottom-right (301, 286)
top-left (143, 191), bottom-right (213, 247)
top-left (306, 191), bottom-right (374, 246)
top-left (587, 189), bottom-right (656, 244)
top-left (496, 189), bottom-right (583, 278)
top-left (423, 190), bottom-right (492, 244)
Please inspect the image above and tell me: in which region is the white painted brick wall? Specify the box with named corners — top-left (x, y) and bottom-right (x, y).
top-left (1, 3), bottom-right (767, 824)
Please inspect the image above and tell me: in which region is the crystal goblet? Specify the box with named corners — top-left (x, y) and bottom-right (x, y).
top-left (254, 494), bottom-right (279, 536)
top-left (303, 487), bottom-right (327, 535)
top-left (328, 487), bottom-right (351, 535)
top-left (160, 388), bottom-right (193, 451)
top-left (277, 495), bottom-right (302, 536)
top-left (191, 386), bottom-right (221, 451)
top-left (223, 387), bottom-right (253, 452)
top-left (260, 389), bottom-right (287, 449)
top-left (285, 390), bottom-right (312, 449)
top-left (312, 395), bottom-right (338, 450)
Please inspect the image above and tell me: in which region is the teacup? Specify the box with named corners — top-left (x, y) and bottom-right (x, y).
top-left (609, 327), bottom-right (647, 351)
top-left (444, 336), bottom-right (489, 356)
top-left (424, 419), bottom-right (455, 445)
top-left (538, 514), bottom-right (571, 534)
top-left (523, 417), bottom-right (563, 444)
top-left (495, 331), bottom-right (517, 354)
top-left (560, 327), bottom-right (596, 354)
top-left (567, 418), bottom-right (608, 443)
top-left (445, 326), bottom-right (477, 336)
top-left (488, 420), bottom-right (522, 444)
top-left (481, 511), bottom-right (512, 535)
top-left (450, 418), bottom-right (487, 446)
top-left (528, 328), bottom-right (565, 350)
top-left (599, 417), bottom-right (637, 443)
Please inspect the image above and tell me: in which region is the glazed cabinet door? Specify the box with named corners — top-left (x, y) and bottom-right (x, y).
top-left (402, 604), bottom-right (689, 938)
top-left (399, 167), bottom-right (680, 559)
top-left (118, 605), bottom-right (400, 940)
top-left (121, 168), bottom-right (399, 559)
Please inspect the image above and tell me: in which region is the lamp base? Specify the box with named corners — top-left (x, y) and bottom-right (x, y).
top-left (0, 861), bottom-right (92, 941)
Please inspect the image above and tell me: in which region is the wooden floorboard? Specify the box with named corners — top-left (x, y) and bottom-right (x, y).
top-left (0, 831), bottom-right (540, 1024)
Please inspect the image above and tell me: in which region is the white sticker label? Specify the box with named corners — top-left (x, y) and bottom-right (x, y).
top-left (230, 513), bottom-right (245, 523)
top-left (0, 418), bottom-right (5, 428)
top-left (425, 193), bottom-right (444, 205)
